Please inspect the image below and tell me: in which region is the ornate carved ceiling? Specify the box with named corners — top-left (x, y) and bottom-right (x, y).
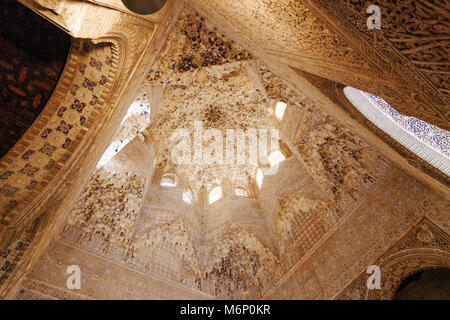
top-left (343, 0), bottom-right (449, 103)
top-left (0, 0), bottom-right (70, 157)
top-left (0, 41), bottom-right (117, 226)
top-left (140, 10), bottom-right (283, 190)
top-left (300, 0), bottom-right (449, 129)
top-left (0, 0), bottom-right (448, 301)
top-left (187, 0), bottom-right (449, 131)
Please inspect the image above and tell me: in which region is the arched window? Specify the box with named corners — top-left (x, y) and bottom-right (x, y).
top-left (209, 186), bottom-right (223, 204)
top-left (256, 168), bottom-right (264, 190)
top-left (275, 101), bottom-right (287, 121)
top-left (160, 173), bottom-right (177, 188)
top-left (183, 188), bottom-right (195, 204)
top-left (235, 186), bottom-right (248, 197)
top-left (344, 87), bottom-right (450, 175)
top-left (97, 97), bottom-right (150, 168)
top-left (267, 150), bottom-right (286, 168)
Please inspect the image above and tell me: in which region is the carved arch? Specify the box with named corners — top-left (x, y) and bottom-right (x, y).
top-left (368, 249), bottom-right (450, 300)
top-left (337, 218), bottom-right (450, 300)
top-left (0, 0), bottom-right (184, 298)
top-left (0, 37), bottom-right (123, 297)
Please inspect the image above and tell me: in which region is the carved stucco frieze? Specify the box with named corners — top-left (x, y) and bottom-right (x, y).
top-left (337, 218), bottom-right (450, 300)
top-left (300, 0), bottom-right (449, 130)
top-left (0, 0), bottom-right (183, 298)
top-left (0, 0), bottom-right (448, 300)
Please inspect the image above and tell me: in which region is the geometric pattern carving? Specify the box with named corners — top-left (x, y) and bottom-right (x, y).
top-left (301, 0), bottom-right (449, 128)
top-left (337, 218), bottom-right (450, 300)
top-left (0, 41), bottom-right (116, 225)
top-left (341, 0), bottom-right (450, 105)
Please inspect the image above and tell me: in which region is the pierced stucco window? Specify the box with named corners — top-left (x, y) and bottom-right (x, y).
top-left (235, 186), bottom-right (248, 197)
top-left (275, 101), bottom-right (287, 121)
top-left (268, 150), bottom-right (286, 168)
top-left (344, 86), bottom-right (450, 175)
top-left (183, 188), bottom-right (194, 204)
top-left (160, 173), bottom-right (178, 188)
top-left (209, 186), bottom-right (223, 204)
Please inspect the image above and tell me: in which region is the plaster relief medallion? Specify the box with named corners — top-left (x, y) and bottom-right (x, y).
top-left (21, 150), bottom-right (35, 160)
top-left (57, 120), bottom-right (73, 135)
top-left (41, 128), bottom-right (53, 139)
top-left (0, 171), bottom-right (14, 180)
top-left (83, 78), bottom-right (96, 91)
top-left (70, 99), bottom-right (86, 113)
top-left (39, 142), bottom-right (57, 156)
top-left (19, 164), bottom-right (40, 176)
top-left (79, 63), bottom-right (86, 74)
top-left (44, 159), bottom-right (56, 171)
top-left (57, 106), bottom-right (67, 117)
top-left (26, 180), bottom-right (38, 190)
top-left (417, 228), bottom-right (433, 243)
top-left (89, 57), bottom-right (102, 71)
top-left (0, 183), bottom-right (19, 196)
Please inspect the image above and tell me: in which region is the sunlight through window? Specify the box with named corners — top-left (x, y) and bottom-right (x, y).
top-left (268, 150), bottom-right (286, 168)
top-left (256, 168), bottom-right (264, 190)
top-left (275, 101), bottom-right (287, 120)
top-left (160, 173), bottom-right (178, 188)
top-left (209, 186), bottom-right (223, 204)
